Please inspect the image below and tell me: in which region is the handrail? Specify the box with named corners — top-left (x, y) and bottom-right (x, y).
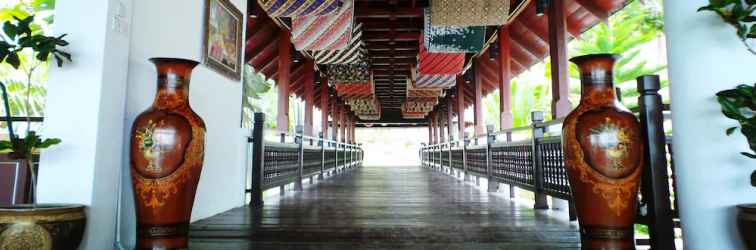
top-left (248, 112), bottom-right (364, 208)
top-left (420, 75), bottom-right (677, 249)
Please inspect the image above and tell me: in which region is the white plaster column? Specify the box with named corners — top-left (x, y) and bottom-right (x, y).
top-left (37, 0), bottom-right (133, 249)
top-left (665, 0), bottom-right (756, 248)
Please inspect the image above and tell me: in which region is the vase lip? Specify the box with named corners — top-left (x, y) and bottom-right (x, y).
top-left (0, 203), bottom-right (86, 212)
top-left (738, 203), bottom-right (756, 211)
top-left (149, 57), bottom-right (200, 68)
top-left (569, 53), bottom-right (621, 65)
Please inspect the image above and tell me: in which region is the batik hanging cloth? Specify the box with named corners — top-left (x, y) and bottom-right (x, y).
top-left (329, 62), bottom-right (370, 83)
top-left (407, 78), bottom-right (444, 98)
top-left (417, 38), bottom-right (465, 75)
top-left (335, 73), bottom-right (374, 98)
top-left (423, 9), bottom-right (486, 53)
top-left (292, 0), bottom-right (354, 51)
top-left (310, 23), bottom-right (366, 65)
top-left (412, 66), bottom-right (456, 89)
top-left (258, 0), bottom-right (343, 17)
top-left (429, 0), bottom-right (511, 26)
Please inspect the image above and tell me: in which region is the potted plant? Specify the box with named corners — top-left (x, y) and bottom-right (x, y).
top-left (699, 1), bottom-right (756, 249)
top-left (0, 15), bottom-right (85, 249)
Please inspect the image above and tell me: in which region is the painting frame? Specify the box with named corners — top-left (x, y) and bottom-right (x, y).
top-left (202, 0), bottom-right (243, 81)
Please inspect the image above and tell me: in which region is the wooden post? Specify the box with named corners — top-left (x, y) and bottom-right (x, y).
top-left (331, 97), bottom-right (338, 142)
top-left (320, 76), bottom-right (329, 139)
top-left (295, 125), bottom-right (304, 191)
top-left (548, 0), bottom-right (572, 118)
top-left (447, 97), bottom-right (455, 141)
top-left (319, 132), bottom-right (325, 180)
top-left (498, 26), bottom-right (514, 129)
top-left (430, 112), bottom-right (437, 144)
top-left (303, 60), bottom-right (315, 136)
top-left (486, 125), bottom-right (499, 192)
top-left (463, 132), bottom-right (470, 182)
top-left (277, 31), bottom-right (291, 132)
top-left (428, 119), bottom-right (433, 144)
top-left (339, 104), bottom-right (346, 143)
top-left (531, 111), bottom-right (549, 209)
top-left (456, 76), bottom-right (466, 141)
top-left (473, 61), bottom-right (485, 136)
top-left (439, 110), bottom-right (446, 143)
top-left (637, 75), bottom-right (676, 250)
top-left (249, 113), bottom-right (265, 208)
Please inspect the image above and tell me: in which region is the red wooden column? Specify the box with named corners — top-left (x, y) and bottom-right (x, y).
top-left (473, 62), bottom-right (485, 136)
top-left (345, 115), bottom-right (352, 143)
top-left (331, 97), bottom-right (338, 141)
top-left (339, 104), bottom-right (346, 142)
top-left (548, 0), bottom-right (573, 118)
top-left (498, 26), bottom-right (514, 129)
top-left (320, 76), bottom-right (329, 137)
top-left (303, 60), bottom-right (315, 136)
top-left (456, 76), bottom-right (465, 141)
top-left (439, 110), bottom-right (446, 143)
top-left (446, 97), bottom-right (454, 141)
top-left (430, 112), bottom-right (437, 144)
top-left (277, 31), bottom-right (291, 132)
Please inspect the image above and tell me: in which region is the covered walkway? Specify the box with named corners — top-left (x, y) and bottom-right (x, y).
top-left (189, 165), bottom-right (579, 249)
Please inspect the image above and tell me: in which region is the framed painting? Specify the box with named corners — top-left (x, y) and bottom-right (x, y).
top-left (202, 0), bottom-right (243, 80)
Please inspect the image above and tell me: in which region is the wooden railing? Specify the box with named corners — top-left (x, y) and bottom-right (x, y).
top-left (247, 112), bottom-right (363, 208)
top-left (420, 75), bottom-right (678, 249)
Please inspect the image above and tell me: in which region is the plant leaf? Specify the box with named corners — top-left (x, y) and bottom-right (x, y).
top-left (727, 126), bottom-right (739, 135)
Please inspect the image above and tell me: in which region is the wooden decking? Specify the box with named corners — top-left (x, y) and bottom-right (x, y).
top-left (189, 166), bottom-right (580, 249)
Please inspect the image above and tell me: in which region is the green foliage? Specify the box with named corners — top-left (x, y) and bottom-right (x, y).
top-left (716, 83), bottom-right (756, 160)
top-left (569, 0), bottom-right (666, 85)
top-left (242, 64), bottom-right (277, 129)
top-left (698, 0), bottom-right (756, 55)
top-left (0, 15), bottom-right (69, 68)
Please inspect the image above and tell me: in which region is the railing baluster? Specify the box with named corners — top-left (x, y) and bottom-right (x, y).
top-left (463, 133), bottom-right (470, 182)
top-left (531, 111), bottom-right (549, 210)
top-left (250, 112), bottom-right (265, 208)
top-left (319, 132), bottom-right (325, 180)
top-left (295, 126), bottom-right (304, 191)
top-left (637, 75), bottom-right (676, 250)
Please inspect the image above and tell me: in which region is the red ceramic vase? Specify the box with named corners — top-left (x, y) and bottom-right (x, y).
top-left (130, 58), bottom-right (206, 249)
top-left (562, 54), bottom-right (644, 250)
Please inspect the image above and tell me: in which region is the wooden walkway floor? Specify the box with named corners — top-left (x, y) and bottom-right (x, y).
top-left (189, 166), bottom-right (580, 249)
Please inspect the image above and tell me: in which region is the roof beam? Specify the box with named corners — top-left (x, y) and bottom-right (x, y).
top-left (574, 0), bottom-right (609, 22)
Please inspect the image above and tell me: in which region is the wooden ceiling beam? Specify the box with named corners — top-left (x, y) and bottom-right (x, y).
top-left (363, 32), bottom-right (420, 42)
top-left (355, 7), bottom-right (423, 18)
top-left (573, 0), bottom-right (609, 22)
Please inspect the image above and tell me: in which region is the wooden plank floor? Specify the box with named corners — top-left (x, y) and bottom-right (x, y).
top-left (189, 166), bottom-right (580, 249)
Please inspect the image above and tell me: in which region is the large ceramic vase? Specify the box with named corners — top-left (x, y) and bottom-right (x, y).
top-left (0, 204), bottom-right (86, 249)
top-left (130, 58), bottom-right (206, 249)
top-left (562, 54), bottom-right (644, 250)
top-left (738, 204), bottom-right (756, 250)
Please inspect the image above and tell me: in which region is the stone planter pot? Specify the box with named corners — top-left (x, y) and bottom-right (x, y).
top-left (0, 204), bottom-right (86, 249)
top-left (738, 203), bottom-right (756, 250)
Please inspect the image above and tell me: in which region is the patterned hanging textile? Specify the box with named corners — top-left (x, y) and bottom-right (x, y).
top-left (335, 74), bottom-right (374, 98)
top-left (417, 39), bottom-right (465, 75)
top-left (406, 78), bottom-right (444, 98)
top-left (412, 66), bottom-right (456, 89)
top-left (429, 0), bottom-right (511, 26)
top-left (258, 0), bottom-right (343, 17)
top-left (329, 62), bottom-right (370, 83)
top-left (310, 23), bottom-right (366, 65)
top-left (423, 9), bottom-right (486, 53)
top-left (292, 0), bottom-right (354, 51)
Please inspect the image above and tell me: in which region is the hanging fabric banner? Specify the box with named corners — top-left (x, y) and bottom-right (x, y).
top-left (310, 23), bottom-right (366, 65)
top-left (329, 62), bottom-right (370, 83)
top-left (429, 0), bottom-right (511, 26)
top-left (335, 73), bottom-right (374, 98)
top-left (423, 9), bottom-right (486, 53)
top-left (407, 78), bottom-right (444, 98)
top-left (413, 66), bottom-right (457, 89)
top-left (292, 0), bottom-right (354, 51)
top-left (258, 0), bottom-right (343, 17)
top-left (417, 39), bottom-right (465, 75)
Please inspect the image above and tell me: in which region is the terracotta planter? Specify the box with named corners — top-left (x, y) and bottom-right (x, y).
top-left (738, 204), bottom-right (756, 250)
top-left (563, 54), bottom-right (644, 250)
top-left (130, 58), bottom-right (206, 249)
top-left (0, 204), bottom-right (86, 249)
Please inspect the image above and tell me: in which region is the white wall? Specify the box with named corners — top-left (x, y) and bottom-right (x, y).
top-left (39, 0), bottom-right (248, 249)
top-left (39, 0), bottom-right (132, 249)
top-left (118, 0), bottom-right (249, 247)
top-left (665, 0), bottom-right (756, 249)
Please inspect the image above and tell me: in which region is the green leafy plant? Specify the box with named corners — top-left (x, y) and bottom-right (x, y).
top-left (715, 84), bottom-right (756, 186)
top-left (698, 0), bottom-right (756, 55)
top-left (1, 14), bottom-right (69, 203)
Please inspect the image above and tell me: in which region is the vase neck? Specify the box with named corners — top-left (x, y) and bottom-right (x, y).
top-left (580, 76), bottom-right (618, 106)
top-left (150, 58), bottom-right (198, 109)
